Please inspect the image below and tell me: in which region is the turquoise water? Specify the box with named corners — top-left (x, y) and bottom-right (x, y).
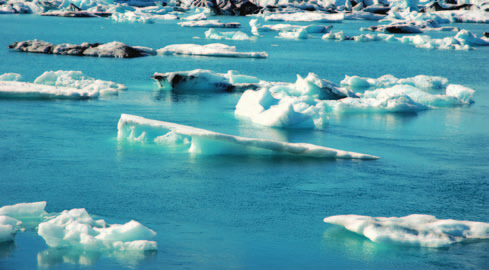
top-left (1, 15), bottom-right (489, 269)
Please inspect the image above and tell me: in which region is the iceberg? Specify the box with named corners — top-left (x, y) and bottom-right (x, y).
top-left (157, 43), bottom-right (268, 58)
top-left (38, 208), bottom-right (157, 251)
top-left (324, 214), bottom-right (489, 248)
top-left (117, 114), bottom-right (379, 159)
top-left (151, 69), bottom-right (260, 92)
top-left (0, 201), bottom-right (47, 220)
top-left (0, 71), bottom-right (126, 99)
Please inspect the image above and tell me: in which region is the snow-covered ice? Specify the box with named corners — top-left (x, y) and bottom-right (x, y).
top-left (117, 114), bottom-right (379, 159)
top-left (38, 208), bottom-right (157, 251)
top-left (324, 214), bottom-right (489, 248)
top-left (157, 43), bottom-right (268, 58)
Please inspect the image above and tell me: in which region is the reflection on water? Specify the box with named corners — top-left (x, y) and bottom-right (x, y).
top-left (37, 248), bottom-right (157, 268)
top-left (0, 241), bottom-right (16, 259)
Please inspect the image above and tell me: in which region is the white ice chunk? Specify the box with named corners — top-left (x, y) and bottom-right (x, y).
top-left (0, 201), bottom-right (47, 220)
top-left (277, 28), bottom-right (310, 39)
top-left (0, 216), bottom-right (21, 243)
top-left (38, 208), bottom-right (157, 251)
top-left (205, 29), bottom-right (250, 40)
top-left (446, 84), bottom-right (475, 104)
top-left (157, 43), bottom-right (268, 58)
top-left (341, 74), bottom-right (449, 89)
top-left (117, 114), bottom-right (379, 159)
top-left (34, 70), bottom-right (127, 96)
top-left (324, 214), bottom-right (489, 248)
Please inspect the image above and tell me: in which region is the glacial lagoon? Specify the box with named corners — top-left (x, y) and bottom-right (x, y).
top-left (1, 4), bottom-right (489, 269)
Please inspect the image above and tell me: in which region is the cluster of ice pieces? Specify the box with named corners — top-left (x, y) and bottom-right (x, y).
top-left (321, 29), bottom-right (489, 51)
top-left (324, 214), bottom-right (489, 248)
top-left (0, 70), bottom-right (126, 99)
top-left (150, 69), bottom-right (475, 129)
top-left (118, 114), bottom-right (379, 159)
top-left (0, 201), bottom-right (157, 252)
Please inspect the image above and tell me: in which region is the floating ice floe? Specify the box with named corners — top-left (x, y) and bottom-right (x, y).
top-left (205, 28), bottom-right (251, 40)
top-left (324, 214), bottom-right (489, 248)
top-left (0, 70), bottom-right (126, 99)
top-left (111, 11), bottom-right (179, 23)
top-left (277, 28), bottom-right (310, 39)
top-left (9, 40), bottom-right (156, 58)
top-left (38, 208), bottom-right (157, 251)
top-left (0, 201), bottom-right (47, 243)
top-left (178, 20), bottom-right (240, 28)
top-left (265, 12), bottom-right (345, 22)
top-left (157, 43), bottom-right (268, 58)
top-left (182, 11), bottom-right (207, 20)
top-left (249, 18), bottom-right (333, 36)
top-left (118, 114), bottom-right (379, 159)
top-left (151, 69), bottom-right (260, 92)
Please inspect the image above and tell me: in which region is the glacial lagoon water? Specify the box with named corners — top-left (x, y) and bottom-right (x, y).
top-left (1, 14), bottom-right (489, 269)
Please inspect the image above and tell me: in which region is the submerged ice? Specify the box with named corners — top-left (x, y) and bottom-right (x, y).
top-left (324, 214), bottom-right (489, 248)
top-left (117, 114), bottom-right (379, 159)
top-left (0, 70), bottom-right (126, 99)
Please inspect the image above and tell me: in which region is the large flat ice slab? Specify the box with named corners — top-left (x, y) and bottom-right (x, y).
top-left (117, 114), bottom-right (379, 159)
top-left (0, 70), bottom-right (126, 99)
top-left (324, 214), bottom-right (489, 248)
top-left (157, 43), bottom-right (268, 58)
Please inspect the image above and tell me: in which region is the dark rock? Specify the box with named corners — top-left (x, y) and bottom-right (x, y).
top-left (484, 32), bottom-right (489, 38)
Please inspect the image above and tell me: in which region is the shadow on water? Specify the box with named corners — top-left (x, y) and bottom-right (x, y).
top-left (37, 247), bottom-right (157, 268)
